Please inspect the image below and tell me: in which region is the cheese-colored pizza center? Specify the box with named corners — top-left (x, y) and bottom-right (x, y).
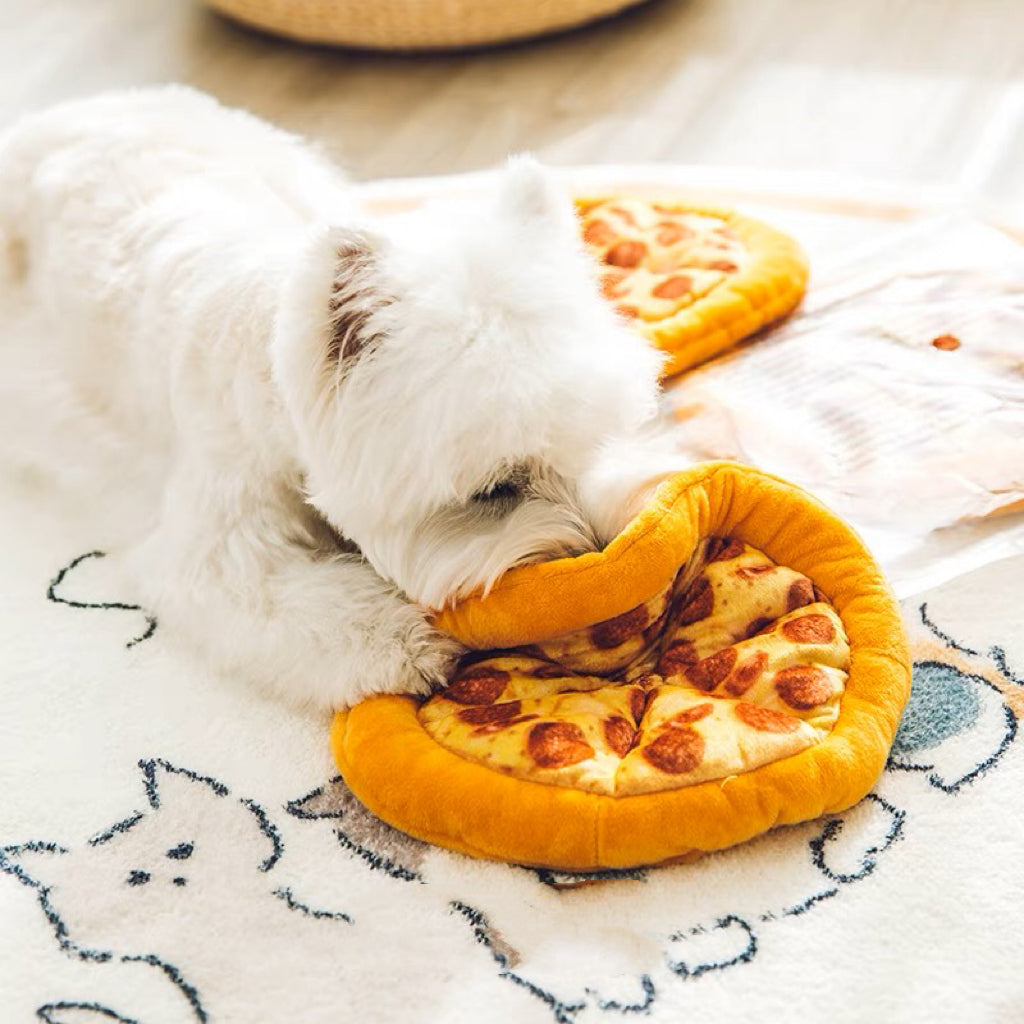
top-left (418, 537), bottom-right (850, 796)
top-left (578, 198), bottom-right (749, 323)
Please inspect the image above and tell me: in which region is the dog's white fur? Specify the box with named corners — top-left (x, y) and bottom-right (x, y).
top-left (0, 86), bottom-right (677, 709)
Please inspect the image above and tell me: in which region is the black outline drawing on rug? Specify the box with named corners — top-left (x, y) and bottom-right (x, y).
top-left (286, 777), bottom-right (908, 1023)
top-left (449, 900), bottom-right (655, 1024)
top-left (920, 602), bottom-right (1024, 687)
top-left (47, 551), bottom-right (157, 649)
top-left (286, 778), bottom-right (427, 883)
top-left (36, 1002), bottom-right (142, 1024)
top-left (667, 916), bottom-right (757, 980)
top-left (887, 657), bottom-right (1018, 793)
top-left (1, 759), bottom-right (352, 1023)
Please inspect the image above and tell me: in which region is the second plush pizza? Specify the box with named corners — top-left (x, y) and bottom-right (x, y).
top-left (418, 537), bottom-right (849, 797)
top-left (575, 195), bottom-right (809, 377)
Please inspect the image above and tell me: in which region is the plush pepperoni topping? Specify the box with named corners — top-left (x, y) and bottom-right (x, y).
top-left (651, 275), bottom-right (693, 300)
top-left (515, 645), bottom-right (548, 660)
top-left (655, 221), bottom-right (694, 246)
top-left (531, 662), bottom-right (569, 679)
top-left (786, 578), bottom-right (815, 612)
top-left (457, 700), bottom-right (523, 726)
top-left (736, 564), bottom-right (774, 579)
top-left (600, 270), bottom-right (630, 300)
top-left (725, 652), bottom-right (769, 696)
top-left (708, 259), bottom-right (739, 272)
top-left (781, 614), bottom-right (836, 645)
top-left (675, 576), bottom-right (713, 626)
top-left (668, 702), bottom-right (714, 726)
top-left (734, 702), bottom-right (800, 733)
top-left (616, 304), bottom-right (640, 320)
top-left (605, 241), bottom-right (647, 268)
top-left (931, 333), bottom-right (961, 351)
top-left (608, 205), bottom-right (639, 228)
top-left (745, 616), bottom-right (776, 639)
top-left (685, 647), bottom-right (738, 691)
top-left (527, 722), bottom-right (595, 769)
top-left (642, 727), bottom-right (705, 774)
top-left (630, 685), bottom-right (651, 724)
top-left (656, 640), bottom-right (698, 678)
top-left (446, 666), bottom-right (510, 705)
top-left (583, 219), bottom-right (617, 246)
top-left (706, 536), bottom-right (744, 563)
top-left (604, 716), bottom-right (635, 758)
top-left (642, 606), bottom-right (671, 645)
top-left (590, 604), bottom-right (650, 649)
top-left (472, 714), bottom-right (539, 735)
top-left (775, 665), bottom-right (834, 709)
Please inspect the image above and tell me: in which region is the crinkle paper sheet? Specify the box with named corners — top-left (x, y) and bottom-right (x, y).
top-left (665, 213), bottom-right (1024, 597)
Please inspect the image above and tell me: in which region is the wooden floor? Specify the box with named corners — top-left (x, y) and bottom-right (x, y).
top-left (1, 0), bottom-right (1022, 214)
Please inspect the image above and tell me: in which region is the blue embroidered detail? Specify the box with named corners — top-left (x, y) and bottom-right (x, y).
top-left (272, 886), bottom-right (353, 923)
top-left (0, 841), bottom-right (205, 1020)
top-left (588, 975), bottom-right (656, 1014)
top-left (810, 794), bottom-right (904, 884)
top-left (286, 776), bottom-right (427, 883)
top-left (284, 780), bottom-right (347, 820)
top-left (240, 798), bottom-right (283, 873)
top-left (887, 665), bottom-right (1018, 793)
top-left (121, 954), bottom-right (207, 1022)
top-left (778, 887), bottom-right (840, 918)
top-left (892, 661), bottom-right (981, 754)
top-left (667, 915), bottom-right (757, 979)
top-left (0, 842), bottom-right (109, 963)
top-left (920, 602), bottom-right (1024, 686)
top-left (0, 759), bottom-right (308, 1023)
top-left (139, 759), bottom-right (229, 808)
top-left (89, 812), bottom-right (145, 847)
top-left (530, 866), bottom-right (649, 889)
top-left (47, 551), bottom-right (157, 649)
top-left (333, 830), bottom-right (422, 882)
top-left (449, 901), bottom-right (587, 1023)
top-left (37, 1002), bottom-right (141, 1024)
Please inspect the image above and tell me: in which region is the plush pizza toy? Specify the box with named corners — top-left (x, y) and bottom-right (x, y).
top-left (575, 195), bottom-right (809, 376)
top-left (332, 463), bottom-right (910, 871)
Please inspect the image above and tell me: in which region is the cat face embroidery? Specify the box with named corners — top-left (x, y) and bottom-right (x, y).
top-left (1, 760), bottom-right (345, 1023)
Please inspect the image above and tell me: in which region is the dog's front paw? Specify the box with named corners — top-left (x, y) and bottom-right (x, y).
top-left (326, 604), bottom-right (464, 709)
top-left (399, 615), bottom-right (465, 696)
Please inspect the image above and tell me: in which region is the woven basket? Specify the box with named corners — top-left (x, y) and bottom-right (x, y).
top-left (206, 0), bottom-right (652, 50)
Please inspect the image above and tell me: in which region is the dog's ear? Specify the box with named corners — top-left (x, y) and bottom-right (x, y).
top-left (271, 223), bottom-right (391, 437)
top-left (326, 227), bottom-right (389, 374)
top-left (497, 154), bottom-right (576, 235)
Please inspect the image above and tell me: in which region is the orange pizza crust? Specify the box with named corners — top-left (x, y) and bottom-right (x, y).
top-left (576, 196), bottom-right (809, 378)
top-left (331, 462), bottom-right (910, 871)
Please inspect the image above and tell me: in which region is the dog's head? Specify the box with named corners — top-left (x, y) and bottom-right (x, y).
top-left (273, 157), bottom-right (668, 609)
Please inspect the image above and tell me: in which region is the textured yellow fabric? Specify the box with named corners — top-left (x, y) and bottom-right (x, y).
top-left (331, 463), bottom-right (910, 870)
top-left (205, 0), bottom-right (650, 51)
top-left (575, 198), bottom-right (809, 379)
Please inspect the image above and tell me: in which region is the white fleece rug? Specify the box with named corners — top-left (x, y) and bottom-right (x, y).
top-left (2, 179), bottom-right (1023, 1024)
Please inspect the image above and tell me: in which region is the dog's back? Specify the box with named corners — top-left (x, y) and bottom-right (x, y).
top-left (0, 85), bottom-right (355, 464)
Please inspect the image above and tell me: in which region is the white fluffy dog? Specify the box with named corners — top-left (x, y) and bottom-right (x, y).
top-left (0, 86), bottom-right (674, 709)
